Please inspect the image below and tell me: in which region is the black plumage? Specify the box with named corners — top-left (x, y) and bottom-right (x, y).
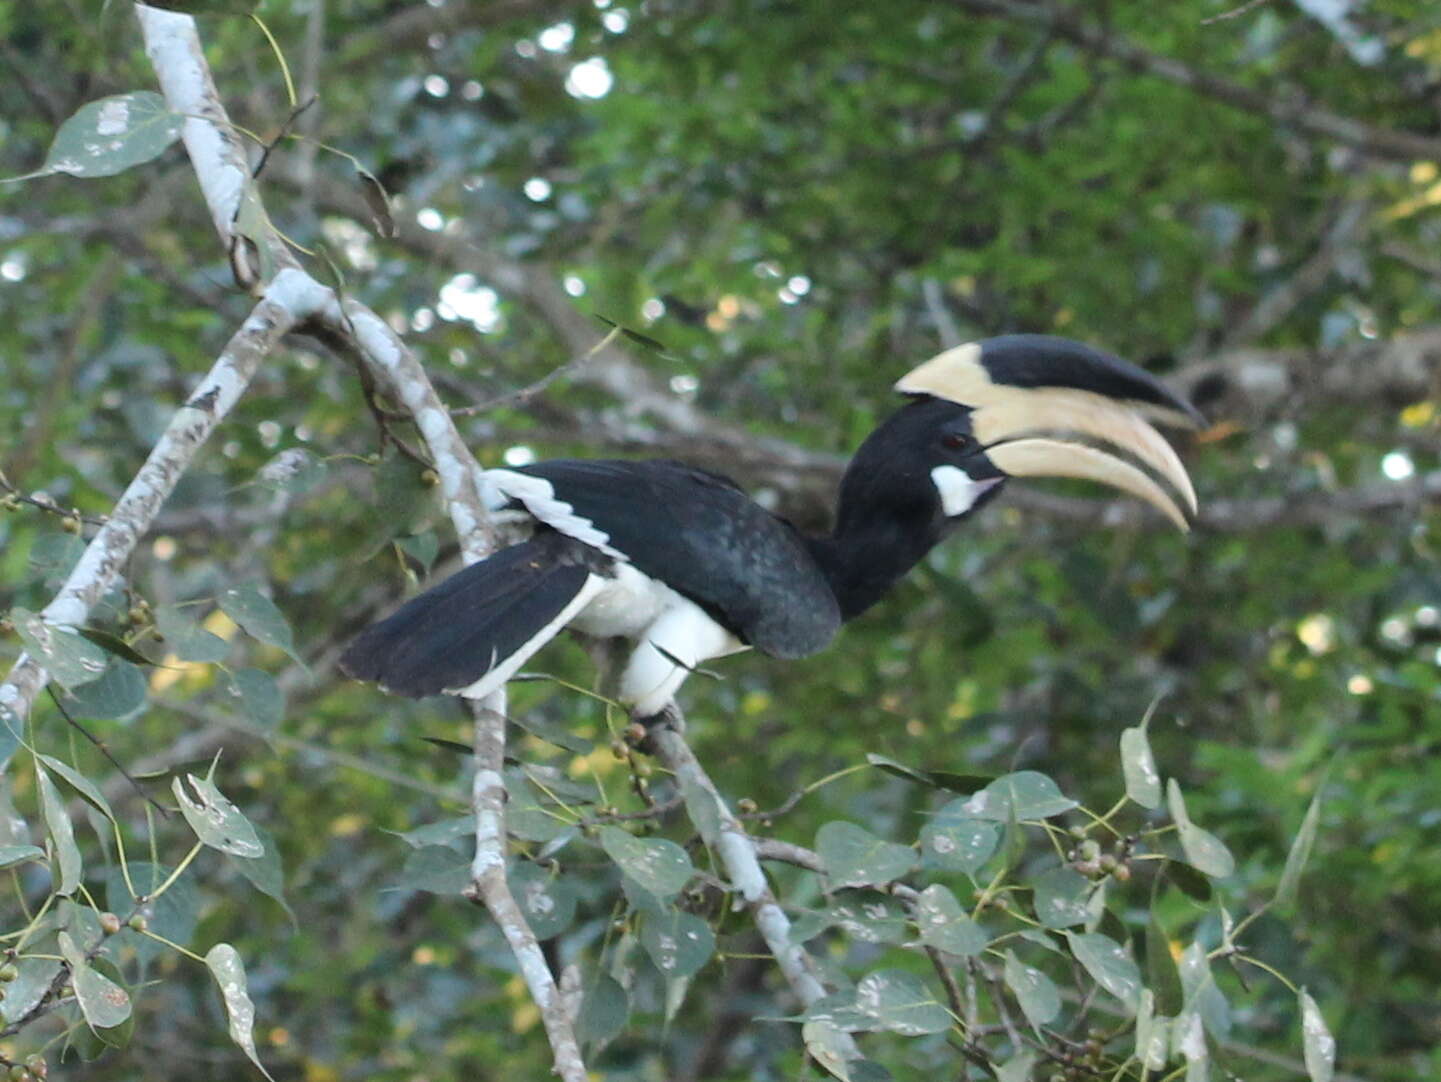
top-left (341, 336), bottom-right (1201, 716)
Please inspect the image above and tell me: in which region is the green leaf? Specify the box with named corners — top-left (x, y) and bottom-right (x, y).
top-left (827, 891), bottom-right (910, 944)
top-left (229, 821), bottom-right (295, 923)
top-left (577, 973), bottom-right (628, 1046)
top-left (1164, 859), bottom-right (1214, 903)
top-left (913, 883), bottom-right (987, 957)
top-left (921, 809), bottom-right (1000, 874)
top-left (865, 753), bottom-right (992, 794)
top-left (59, 930), bottom-right (131, 1031)
top-left (36, 765), bottom-right (81, 895)
top-left (597, 825), bottom-right (694, 897)
top-left (0, 954), bottom-right (62, 1024)
top-left (1003, 950), bottom-right (1060, 1029)
top-left (1067, 931), bottom-right (1143, 1010)
top-left (1167, 780), bottom-right (1235, 878)
top-left (1275, 785), bottom-right (1323, 908)
top-left (505, 774), bottom-right (571, 843)
top-left (854, 968), bottom-right (952, 1035)
top-left (803, 1020), bottom-right (855, 1080)
top-left (32, 93), bottom-right (181, 179)
top-left (394, 816), bottom-right (472, 849)
top-left (509, 862), bottom-right (577, 940)
top-left (1033, 866), bottom-right (1090, 928)
top-left (956, 771), bottom-right (1078, 821)
top-left (1135, 989), bottom-right (1171, 1071)
top-left (1119, 724), bottom-right (1162, 809)
top-left (13, 607), bottom-right (109, 689)
top-left (995, 1051), bottom-right (1039, 1082)
top-left (154, 605), bottom-right (231, 663)
top-left (60, 659), bottom-right (147, 720)
top-left (38, 754), bottom-right (115, 822)
top-left (206, 943), bottom-right (276, 1081)
top-left (640, 907), bottom-right (714, 978)
top-left (1146, 910), bottom-right (1184, 1015)
top-left (228, 667), bottom-right (285, 728)
top-left (399, 845), bottom-right (471, 894)
top-left (218, 583), bottom-right (298, 659)
top-left (0, 845), bottom-right (46, 869)
top-left (1178, 942), bottom-right (1231, 1039)
top-left (1299, 988), bottom-right (1336, 1082)
top-left (816, 821), bottom-right (917, 887)
top-left (172, 773), bottom-right (265, 857)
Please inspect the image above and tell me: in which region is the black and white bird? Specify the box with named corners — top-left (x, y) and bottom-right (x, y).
top-left (340, 335), bottom-right (1201, 717)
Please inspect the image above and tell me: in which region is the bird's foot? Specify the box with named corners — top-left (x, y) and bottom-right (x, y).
top-left (628, 702), bottom-right (685, 754)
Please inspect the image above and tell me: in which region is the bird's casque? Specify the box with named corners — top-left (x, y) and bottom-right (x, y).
top-left (340, 335), bottom-right (1199, 717)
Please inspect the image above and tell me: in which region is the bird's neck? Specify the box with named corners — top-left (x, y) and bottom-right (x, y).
top-left (807, 500), bottom-right (948, 621)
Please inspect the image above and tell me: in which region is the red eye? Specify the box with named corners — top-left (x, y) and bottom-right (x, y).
top-left (942, 433), bottom-right (972, 450)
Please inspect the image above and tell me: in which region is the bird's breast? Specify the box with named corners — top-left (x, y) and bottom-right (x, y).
top-left (568, 562), bottom-right (687, 640)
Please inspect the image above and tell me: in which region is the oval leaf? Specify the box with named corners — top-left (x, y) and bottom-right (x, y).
top-left (1120, 725), bottom-right (1162, 809)
top-left (958, 771), bottom-right (1078, 821)
top-left (640, 907), bottom-right (714, 978)
top-left (577, 973), bottom-right (629, 1046)
top-left (1299, 988), bottom-right (1336, 1082)
top-left (206, 944), bottom-right (276, 1081)
top-left (218, 584), bottom-right (297, 658)
top-left (597, 825), bottom-right (693, 897)
top-left (803, 1019), bottom-right (855, 1081)
top-left (61, 659), bottom-right (147, 720)
top-left (855, 969), bottom-right (952, 1035)
top-left (913, 884), bottom-right (987, 957)
top-left (59, 930), bottom-right (131, 1031)
top-left (509, 862), bottom-right (577, 940)
top-left (38, 93), bottom-right (181, 179)
top-left (155, 606), bottom-right (231, 663)
top-left (13, 607), bottom-right (108, 690)
top-left (0, 845), bottom-right (46, 870)
top-left (921, 810), bottom-right (1000, 874)
top-left (172, 773), bottom-right (265, 857)
top-left (36, 765), bottom-right (81, 895)
top-left (228, 668), bottom-right (284, 728)
top-left (1003, 950), bottom-right (1060, 1029)
top-left (817, 821), bottom-right (917, 888)
top-left (1034, 866), bottom-right (1091, 928)
top-left (1276, 786), bottom-right (1323, 908)
top-left (1067, 931), bottom-right (1143, 1010)
top-left (1167, 779), bottom-right (1235, 879)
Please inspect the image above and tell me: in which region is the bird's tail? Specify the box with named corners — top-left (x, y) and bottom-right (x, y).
top-left (339, 532), bottom-right (606, 699)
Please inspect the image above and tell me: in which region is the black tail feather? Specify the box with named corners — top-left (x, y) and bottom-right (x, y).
top-left (340, 533), bottom-right (599, 698)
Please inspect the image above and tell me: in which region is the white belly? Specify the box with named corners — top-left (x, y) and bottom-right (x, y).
top-left (569, 564), bottom-right (747, 716)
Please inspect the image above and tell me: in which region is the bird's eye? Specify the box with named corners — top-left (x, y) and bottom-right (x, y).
top-left (941, 432), bottom-right (972, 451)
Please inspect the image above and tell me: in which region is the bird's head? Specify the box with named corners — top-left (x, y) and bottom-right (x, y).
top-left (893, 334), bottom-right (1202, 531)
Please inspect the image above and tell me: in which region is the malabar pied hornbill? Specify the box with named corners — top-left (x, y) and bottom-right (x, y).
top-left (340, 335), bottom-right (1200, 716)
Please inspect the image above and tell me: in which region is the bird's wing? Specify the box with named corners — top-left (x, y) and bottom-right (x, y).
top-left (487, 460), bottom-right (841, 658)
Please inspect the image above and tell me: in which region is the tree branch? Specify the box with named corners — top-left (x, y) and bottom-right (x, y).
top-left (952, 0), bottom-right (1441, 163)
top-left (133, 4), bottom-right (582, 1074)
top-left (0, 275), bottom-right (311, 741)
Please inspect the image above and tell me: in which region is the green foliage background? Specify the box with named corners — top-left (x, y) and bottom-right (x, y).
top-left (1, 1), bottom-right (1439, 1079)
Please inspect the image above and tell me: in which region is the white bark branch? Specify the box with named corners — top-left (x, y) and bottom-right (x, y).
top-left (465, 692), bottom-right (587, 1082)
top-left (0, 274), bottom-right (311, 737)
top-left (647, 724), bottom-right (828, 1002)
top-left (133, 4), bottom-right (577, 1072)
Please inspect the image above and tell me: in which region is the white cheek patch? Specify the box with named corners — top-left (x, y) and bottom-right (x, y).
top-left (930, 465), bottom-right (994, 517)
